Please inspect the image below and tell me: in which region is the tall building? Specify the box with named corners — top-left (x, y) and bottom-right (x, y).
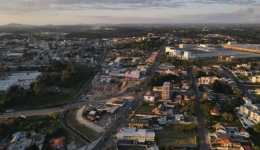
top-left (162, 82), bottom-right (170, 100)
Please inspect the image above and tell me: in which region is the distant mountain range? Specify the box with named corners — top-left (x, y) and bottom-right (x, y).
top-left (1, 23), bottom-right (36, 27)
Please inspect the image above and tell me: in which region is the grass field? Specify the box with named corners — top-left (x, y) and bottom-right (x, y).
top-left (135, 106), bottom-right (155, 115)
top-left (251, 132), bottom-right (260, 147)
top-left (66, 109), bottom-right (101, 141)
top-left (65, 129), bottom-right (86, 149)
top-left (117, 146), bottom-right (146, 150)
top-left (155, 125), bottom-right (197, 148)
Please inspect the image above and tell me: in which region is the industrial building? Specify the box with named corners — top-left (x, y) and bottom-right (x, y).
top-left (165, 45), bottom-right (260, 61)
top-left (125, 70), bottom-right (140, 79)
top-left (0, 72), bottom-right (42, 93)
top-left (116, 127), bottom-right (155, 143)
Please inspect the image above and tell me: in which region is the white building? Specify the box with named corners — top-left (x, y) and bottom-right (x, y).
top-left (251, 76), bottom-right (260, 83)
top-left (200, 44), bottom-right (209, 48)
top-left (0, 72), bottom-right (42, 92)
top-left (237, 64), bottom-right (251, 69)
top-left (239, 103), bottom-right (260, 124)
top-left (116, 127), bottom-right (155, 143)
top-left (198, 76), bottom-right (225, 85)
top-left (228, 41), bottom-right (238, 45)
top-left (144, 91), bottom-right (155, 102)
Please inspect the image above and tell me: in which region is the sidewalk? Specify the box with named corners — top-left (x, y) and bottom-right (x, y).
top-left (204, 128), bottom-right (211, 150)
top-left (76, 105), bottom-right (105, 132)
top-left (77, 138), bottom-right (102, 150)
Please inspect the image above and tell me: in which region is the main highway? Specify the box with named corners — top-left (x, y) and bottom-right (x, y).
top-left (0, 93), bottom-right (131, 119)
top-left (91, 39), bottom-right (168, 150)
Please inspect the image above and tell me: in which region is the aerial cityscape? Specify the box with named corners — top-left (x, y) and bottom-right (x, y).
top-left (1, 1), bottom-right (260, 150)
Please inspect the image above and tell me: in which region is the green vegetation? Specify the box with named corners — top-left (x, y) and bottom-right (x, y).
top-left (66, 109), bottom-right (101, 141)
top-left (211, 80), bottom-right (233, 94)
top-left (113, 38), bottom-right (165, 52)
top-left (148, 72), bottom-right (181, 91)
top-left (160, 53), bottom-right (184, 65)
top-left (155, 124), bottom-right (197, 148)
top-left (201, 97), bottom-right (243, 128)
top-left (237, 75), bottom-right (249, 80)
top-left (65, 129), bottom-right (86, 148)
top-left (135, 106), bottom-right (155, 115)
top-left (195, 70), bottom-right (206, 78)
top-left (0, 113), bottom-right (61, 141)
top-left (0, 62), bottom-right (95, 111)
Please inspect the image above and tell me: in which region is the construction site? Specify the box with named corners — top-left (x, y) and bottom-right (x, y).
top-left (84, 72), bottom-right (141, 101)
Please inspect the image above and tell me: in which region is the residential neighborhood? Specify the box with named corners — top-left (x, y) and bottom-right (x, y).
top-left (1, 24), bottom-right (260, 150)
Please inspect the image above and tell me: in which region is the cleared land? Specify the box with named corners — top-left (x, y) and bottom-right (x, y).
top-left (85, 80), bottom-right (140, 101)
top-left (135, 106), bottom-right (155, 115)
top-left (155, 125), bottom-right (197, 148)
top-left (66, 109), bottom-right (101, 141)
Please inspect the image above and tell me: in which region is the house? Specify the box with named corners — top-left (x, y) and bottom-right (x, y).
top-left (32, 132), bottom-right (46, 150)
top-left (50, 136), bottom-right (65, 150)
top-left (173, 83), bottom-right (180, 89)
top-left (215, 137), bottom-right (241, 148)
top-left (204, 87), bottom-right (213, 92)
top-left (144, 91), bottom-right (155, 102)
top-left (175, 114), bottom-right (184, 122)
top-left (240, 146), bottom-right (252, 150)
top-left (182, 83), bottom-right (190, 90)
top-left (198, 76), bottom-right (225, 85)
top-left (116, 127), bottom-right (155, 143)
top-left (210, 107), bottom-right (221, 116)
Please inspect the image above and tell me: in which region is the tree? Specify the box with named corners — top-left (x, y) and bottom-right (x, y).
top-left (190, 122), bottom-right (197, 130)
top-left (253, 123), bottom-right (260, 134)
top-left (201, 102), bottom-right (213, 116)
top-left (61, 70), bottom-right (71, 82)
top-left (222, 112), bottom-right (233, 121)
top-left (25, 144), bottom-right (39, 150)
top-left (4, 66), bottom-right (10, 72)
top-left (33, 79), bottom-right (46, 96)
top-left (49, 129), bottom-right (53, 134)
top-left (195, 70), bottom-right (206, 78)
top-left (253, 145), bottom-right (260, 150)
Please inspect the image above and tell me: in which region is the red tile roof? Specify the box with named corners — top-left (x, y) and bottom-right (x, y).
top-left (50, 136), bottom-right (65, 148)
top-left (242, 146), bottom-right (252, 150)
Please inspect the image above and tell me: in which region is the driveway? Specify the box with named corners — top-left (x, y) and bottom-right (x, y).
top-left (76, 105), bottom-right (105, 132)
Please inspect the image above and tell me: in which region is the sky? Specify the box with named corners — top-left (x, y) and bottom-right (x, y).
top-left (1, 0), bottom-right (260, 25)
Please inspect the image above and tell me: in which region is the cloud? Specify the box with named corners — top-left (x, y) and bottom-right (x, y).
top-left (1, 0), bottom-right (259, 13)
top-left (232, 7), bottom-right (255, 15)
top-left (190, 0), bottom-right (257, 5)
top-left (0, 0), bottom-right (186, 13)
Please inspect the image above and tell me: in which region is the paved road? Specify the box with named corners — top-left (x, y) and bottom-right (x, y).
top-left (0, 93), bottom-right (131, 119)
top-left (223, 67), bottom-right (256, 102)
top-left (91, 40), bottom-right (168, 150)
top-left (190, 70), bottom-right (208, 150)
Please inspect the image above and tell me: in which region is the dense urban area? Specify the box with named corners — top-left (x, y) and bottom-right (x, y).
top-left (0, 24), bottom-right (260, 150)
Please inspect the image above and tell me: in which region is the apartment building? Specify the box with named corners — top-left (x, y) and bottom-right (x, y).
top-left (162, 82), bottom-right (170, 100)
top-left (239, 103), bottom-right (260, 124)
top-left (116, 127), bottom-right (155, 143)
top-left (198, 76), bottom-right (225, 85)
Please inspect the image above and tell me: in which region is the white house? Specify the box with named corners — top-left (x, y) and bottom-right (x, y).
top-left (144, 91), bottom-right (155, 102)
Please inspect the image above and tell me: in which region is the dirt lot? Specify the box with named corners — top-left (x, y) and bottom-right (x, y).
top-left (84, 80), bottom-right (140, 101)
